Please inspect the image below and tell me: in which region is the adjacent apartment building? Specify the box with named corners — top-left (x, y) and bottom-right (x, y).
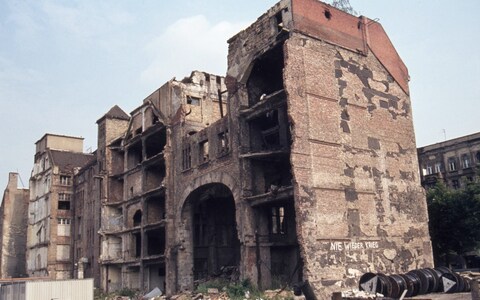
top-left (0, 173), bottom-right (29, 278)
top-left (417, 132), bottom-right (480, 189)
top-left (26, 134), bottom-right (94, 279)
top-left (15, 0), bottom-right (433, 298)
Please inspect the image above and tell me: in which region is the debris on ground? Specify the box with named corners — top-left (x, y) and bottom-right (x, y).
top-left (143, 287), bottom-right (162, 299)
top-left (341, 289), bottom-right (383, 299)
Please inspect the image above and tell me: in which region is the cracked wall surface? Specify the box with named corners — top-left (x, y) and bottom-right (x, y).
top-left (226, 0), bottom-right (433, 298)
top-left (15, 1), bottom-right (433, 298)
top-left (282, 1), bottom-right (433, 297)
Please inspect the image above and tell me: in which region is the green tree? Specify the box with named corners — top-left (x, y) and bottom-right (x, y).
top-left (426, 179), bottom-right (480, 266)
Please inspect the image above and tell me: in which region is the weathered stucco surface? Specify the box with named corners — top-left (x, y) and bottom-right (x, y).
top-left (284, 33), bottom-right (432, 296)
top-left (225, 0), bottom-right (433, 297)
top-left (0, 173), bottom-right (29, 278)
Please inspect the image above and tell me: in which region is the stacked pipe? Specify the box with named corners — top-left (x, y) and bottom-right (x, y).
top-left (359, 267), bottom-right (471, 298)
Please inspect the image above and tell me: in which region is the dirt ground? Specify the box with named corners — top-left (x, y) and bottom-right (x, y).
top-left (408, 292), bottom-right (475, 300)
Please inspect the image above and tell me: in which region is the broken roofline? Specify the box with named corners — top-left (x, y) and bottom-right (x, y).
top-left (148, 70), bottom-right (226, 97)
top-left (227, 0), bottom-right (409, 95)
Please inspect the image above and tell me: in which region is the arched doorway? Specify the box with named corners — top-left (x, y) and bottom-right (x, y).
top-left (183, 183), bottom-right (240, 280)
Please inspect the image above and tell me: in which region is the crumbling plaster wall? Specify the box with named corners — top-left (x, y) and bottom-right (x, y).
top-left (27, 162), bottom-right (52, 278)
top-left (227, 0), bottom-right (291, 87)
top-left (165, 73), bottom-right (259, 294)
top-left (0, 173), bottom-right (29, 278)
top-left (167, 118), bottom-right (251, 293)
top-left (283, 33), bottom-right (433, 295)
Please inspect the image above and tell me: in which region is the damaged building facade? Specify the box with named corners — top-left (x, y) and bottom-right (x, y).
top-left (75, 72), bottom-right (228, 293)
top-left (167, 0), bottom-right (433, 297)
top-left (26, 134), bottom-right (94, 279)
top-left (0, 173), bottom-right (29, 278)
top-left (15, 0), bottom-right (433, 298)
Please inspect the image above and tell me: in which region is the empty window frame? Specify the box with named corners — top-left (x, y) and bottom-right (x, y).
top-left (60, 175), bottom-right (72, 185)
top-left (448, 158), bottom-right (456, 171)
top-left (182, 144), bottom-right (192, 170)
top-left (218, 131), bottom-right (229, 154)
top-left (462, 154), bottom-right (471, 169)
top-left (58, 193), bottom-right (71, 210)
top-left (199, 140), bottom-right (209, 163)
top-left (270, 206), bottom-right (286, 235)
top-left (275, 11), bottom-right (284, 32)
top-left (133, 210), bottom-right (142, 227)
top-left (187, 96), bottom-right (200, 106)
top-left (58, 200), bottom-right (71, 210)
top-left (133, 233), bottom-right (141, 258)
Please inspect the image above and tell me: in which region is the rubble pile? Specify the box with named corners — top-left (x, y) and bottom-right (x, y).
top-left (341, 289), bottom-right (383, 299)
top-left (459, 270), bottom-right (480, 283)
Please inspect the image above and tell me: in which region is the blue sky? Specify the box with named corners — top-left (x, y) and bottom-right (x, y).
top-left (1, 0), bottom-right (479, 190)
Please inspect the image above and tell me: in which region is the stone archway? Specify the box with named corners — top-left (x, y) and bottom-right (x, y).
top-left (182, 183), bottom-right (240, 280)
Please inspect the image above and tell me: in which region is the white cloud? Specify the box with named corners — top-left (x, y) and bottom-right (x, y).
top-left (140, 15), bottom-right (247, 85)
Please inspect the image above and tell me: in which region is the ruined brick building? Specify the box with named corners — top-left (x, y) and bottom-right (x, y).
top-left (0, 173), bottom-right (29, 278)
top-left (169, 0), bottom-right (432, 296)
top-left (16, 0), bottom-right (433, 298)
top-left (418, 132), bottom-right (480, 189)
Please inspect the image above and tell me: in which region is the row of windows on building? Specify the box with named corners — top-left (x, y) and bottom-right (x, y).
top-left (182, 130), bottom-right (229, 171)
top-left (424, 152), bottom-right (480, 175)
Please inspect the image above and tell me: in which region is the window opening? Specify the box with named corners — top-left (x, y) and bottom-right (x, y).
top-left (182, 144), bottom-right (192, 170)
top-left (59, 193), bottom-right (71, 201)
top-left (133, 232), bottom-right (141, 258)
top-left (218, 131), bottom-right (229, 154)
top-left (133, 210), bottom-right (142, 227)
top-left (462, 154), bottom-right (471, 169)
top-left (275, 12), bottom-right (283, 32)
top-left (60, 175), bottom-right (72, 185)
top-left (57, 218), bottom-right (71, 225)
top-left (187, 96), bottom-right (200, 106)
top-left (448, 158), bottom-right (456, 171)
top-left (425, 164), bottom-right (433, 175)
top-left (199, 140), bottom-right (209, 163)
top-left (434, 162), bottom-right (442, 173)
top-left (270, 206), bottom-right (286, 235)
top-left (58, 199), bottom-right (71, 210)
top-left (147, 228), bottom-right (165, 256)
top-left (246, 45), bottom-right (284, 106)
